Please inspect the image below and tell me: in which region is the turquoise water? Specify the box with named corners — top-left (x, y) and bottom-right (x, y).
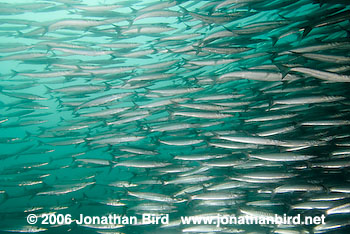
top-left (1, 0), bottom-right (350, 233)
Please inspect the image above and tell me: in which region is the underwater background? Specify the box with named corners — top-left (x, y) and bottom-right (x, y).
top-left (1, 0), bottom-right (350, 233)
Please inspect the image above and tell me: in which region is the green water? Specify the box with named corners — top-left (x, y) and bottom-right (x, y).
top-left (1, 0), bottom-right (350, 233)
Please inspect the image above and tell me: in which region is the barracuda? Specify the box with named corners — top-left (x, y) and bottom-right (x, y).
top-left (177, 103), bottom-right (230, 111)
top-left (174, 154), bottom-right (228, 161)
top-left (291, 201), bottom-right (335, 210)
top-left (76, 92), bottom-right (132, 110)
top-left (138, 1), bottom-right (178, 12)
top-left (1, 226), bottom-right (47, 233)
top-left (149, 88), bottom-right (203, 96)
top-left (106, 114), bottom-right (149, 126)
top-left (127, 191), bottom-right (183, 203)
top-left (218, 70), bottom-right (297, 81)
top-left (91, 136), bottom-right (145, 145)
top-left (159, 139), bottom-right (204, 146)
top-left (52, 47), bottom-right (115, 56)
top-left (75, 4), bottom-right (122, 12)
top-left (0, 52), bottom-right (48, 61)
top-left (173, 184), bottom-right (208, 197)
top-left (134, 10), bottom-right (181, 22)
top-left (121, 25), bottom-right (176, 34)
top-left (47, 19), bottom-right (107, 32)
top-left (274, 184), bottom-right (325, 193)
top-left (290, 67), bottom-right (350, 82)
top-left (187, 58), bottom-right (239, 66)
top-left (207, 181), bottom-right (247, 191)
top-left (164, 175), bottom-right (214, 185)
top-left (173, 111), bottom-right (233, 119)
top-left (300, 53), bottom-right (350, 64)
top-left (129, 203), bottom-right (176, 211)
top-left (180, 6), bottom-right (244, 24)
top-left (128, 73), bottom-right (175, 82)
top-left (79, 107), bottom-right (130, 118)
top-left (37, 182), bottom-right (95, 196)
top-left (256, 125), bottom-right (296, 137)
top-left (274, 95), bottom-right (346, 105)
top-left (248, 153), bottom-right (316, 161)
top-left (217, 135), bottom-right (288, 146)
top-left (241, 171), bottom-right (296, 180)
top-left (201, 46), bottom-right (251, 54)
top-left (114, 160), bottom-right (171, 168)
top-left (18, 70), bottom-right (76, 78)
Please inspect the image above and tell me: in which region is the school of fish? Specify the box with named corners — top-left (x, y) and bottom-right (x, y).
top-left (0, 0), bottom-right (350, 233)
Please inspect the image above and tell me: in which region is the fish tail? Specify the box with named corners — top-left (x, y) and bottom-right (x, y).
top-left (275, 63), bottom-right (290, 79)
top-left (10, 69), bottom-right (18, 78)
top-left (301, 26), bottom-right (312, 39)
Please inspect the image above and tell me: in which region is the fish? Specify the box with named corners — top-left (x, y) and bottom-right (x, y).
top-left (114, 160), bottom-right (171, 168)
top-left (127, 191), bottom-right (184, 203)
top-left (248, 153), bottom-right (316, 162)
top-left (75, 92), bottom-right (133, 110)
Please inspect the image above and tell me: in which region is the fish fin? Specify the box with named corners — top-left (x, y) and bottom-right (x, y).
top-left (337, 24), bottom-right (350, 38)
top-left (270, 191), bottom-right (277, 200)
top-left (129, 7), bottom-right (137, 14)
top-left (270, 36), bottom-right (278, 47)
top-left (169, 153), bottom-right (176, 160)
top-left (29, 192), bottom-right (36, 200)
top-left (149, 44), bottom-right (158, 54)
top-left (107, 162), bottom-right (114, 174)
top-left (281, 79), bottom-right (289, 90)
top-left (23, 131), bottom-right (31, 140)
top-left (275, 63), bottom-right (290, 79)
top-left (42, 26), bottom-right (49, 35)
top-left (104, 82), bottom-right (111, 91)
top-left (109, 53), bottom-right (117, 60)
top-left (126, 19), bottom-right (133, 28)
top-left (268, 51), bottom-right (278, 62)
top-left (178, 6), bottom-right (189, 14)
top-left (73, 106), bottom-right (80, 112)
top-left (222, 25), bottom-right (234, 33)
top-left (313, 0), bottom-right (324, 6)
top-left (145, 168), bottom-right (150, 177)
top-left (286, 204), bottom-right (294, 215)
top-left (112, 24), bottom-right (121, 35)
top-left (81, 192), bottom-right (89, 201)
top-left (111, 161), bottom-right (119, 168)
top-left (320, 184), bottom-right (329, 194)
top-left (38, 127), bottom-right (47, 135)
top-left (16, 30), bottom-right (24, 37)
top-left (180, 19), bottom-right (190, 29)
top-left (301, 26), bottom-right (312, 39)
top-left (44, 85), bottom-right (52, 95)
top-left (185, 192), bottom-right (192, 205)
top-left (56, 97), bottom-right (63, 108)
top-left (289, 51), bottom-right (303, 59)
top-left (277, 13), bottom-right (289, 20)
top-left (166, 109), bottom-right (174, 121)
top-left (141, 123), bottom-right (150, 132)
top-left (0, 192), bottom-right (8, 204)
top-left (10, 69), bottom-right (18, 78)
top-left (120, 186), bottom-right (130, 199)
top-left (36, 139), bottom-right (46, 147)
top-left (304, 161), bottom-right (312, 170)
top-left (59, 116), bottom-right (65, 123)
top-left (208, 23), bottom-right (215, 30)
top-left (192, 45), bottom-right (201, 55)
top-left (129, 172), bottom-right (137, 181)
